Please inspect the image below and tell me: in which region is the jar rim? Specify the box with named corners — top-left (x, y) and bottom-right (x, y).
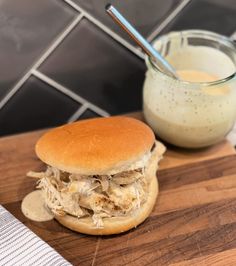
top-left (146, 29), bottom-right (236, 87)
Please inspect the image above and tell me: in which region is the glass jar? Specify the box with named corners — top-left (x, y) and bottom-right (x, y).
top-left (143, 30), bottom-right (236, 148)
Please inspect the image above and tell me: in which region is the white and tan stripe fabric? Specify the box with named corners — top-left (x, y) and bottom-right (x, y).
top-left (0, 205), bottom-right (71, 266)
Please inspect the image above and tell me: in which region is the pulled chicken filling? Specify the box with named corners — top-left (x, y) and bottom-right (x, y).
top-left (28, 143), bottom-right (161, 228)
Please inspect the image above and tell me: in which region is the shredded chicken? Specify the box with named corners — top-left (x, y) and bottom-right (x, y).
top-left (28, 142), bottom-right (165, 228)
top-left (112, 169), bottom-right (143, 185)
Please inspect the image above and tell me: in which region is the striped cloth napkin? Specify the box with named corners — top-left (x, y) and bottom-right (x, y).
top-left (0, 205), bottom-right (71, 266)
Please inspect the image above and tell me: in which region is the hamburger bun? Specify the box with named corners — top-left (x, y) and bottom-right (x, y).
top-left (35, 116), bottom-right (155, 175)
top-left (32, 116), bottom-right (165, 235)
top-left (54, 140), bottom-right (164, 235)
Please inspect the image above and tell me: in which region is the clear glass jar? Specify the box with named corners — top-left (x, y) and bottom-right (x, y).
top-left (143, 30), bottom-right (236, 148)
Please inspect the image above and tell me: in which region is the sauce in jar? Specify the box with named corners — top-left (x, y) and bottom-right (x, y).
top-left (143, 31), bottom-right (236, 148)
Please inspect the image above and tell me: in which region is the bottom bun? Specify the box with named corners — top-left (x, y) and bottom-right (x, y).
top-left (55, 176), bottom-right (158, 235)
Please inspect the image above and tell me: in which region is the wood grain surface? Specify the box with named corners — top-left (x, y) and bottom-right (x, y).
top-left (1, 114), bottom-right (236, 266)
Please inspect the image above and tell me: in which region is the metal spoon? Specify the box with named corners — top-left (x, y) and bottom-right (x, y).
top-left (106, 4), bottom-right (179, 79)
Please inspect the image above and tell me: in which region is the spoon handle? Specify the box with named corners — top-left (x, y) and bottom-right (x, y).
top-left (106, 4), bottom-right (178, 79)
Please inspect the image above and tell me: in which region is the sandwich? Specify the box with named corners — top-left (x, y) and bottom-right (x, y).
top-left (27, 116), bottom-right (165, 235)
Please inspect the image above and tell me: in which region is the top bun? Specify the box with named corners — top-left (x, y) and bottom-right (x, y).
top-left (35, 116), bottom-right (155, 175)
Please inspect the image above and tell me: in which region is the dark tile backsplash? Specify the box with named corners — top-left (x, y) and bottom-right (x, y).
top-left (78, 109), bottom-right (100, 120)
top-left (0, 0), bottom-right (235, 136)
top-left (0, 76), bottom-right (80, 136)
top-left (72, 0), bottom-right (183, 45)
top-left (0, 0), bottom-right (76, 101)
top-left (39, 18), bottom-right (145, 114)
top-left (162, 0), bottom-right (236, 36)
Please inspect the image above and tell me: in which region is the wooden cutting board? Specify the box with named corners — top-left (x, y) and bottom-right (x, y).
top-left (1, 112), bottom-right (236, 266)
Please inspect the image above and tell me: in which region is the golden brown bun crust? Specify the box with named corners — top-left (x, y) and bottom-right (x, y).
top-left (35, 116), bottom-right (155, 175)
top-left (55, 175), bottom-right (158, 235)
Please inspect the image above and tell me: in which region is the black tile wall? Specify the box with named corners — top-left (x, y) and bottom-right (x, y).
top-left (72, 0), bottom-right (183, 45)
top-left (207, 0), bottom-right (236, 10)
top-left (78, 109), bottom-right (100, 120)
top-left (0, 76), bottom-right (80, 136)
top-left (161, 0), bottom-right (236, 36)
top-left (0, 0), bottom-right (235, 137)
top-left (39, 18), bottom-right (145, 115)
top-left (0, 0), bottom-right (76, 101)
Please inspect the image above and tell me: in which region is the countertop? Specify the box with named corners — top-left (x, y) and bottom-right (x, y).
top-left (1, 113), bottom-right (236, 265)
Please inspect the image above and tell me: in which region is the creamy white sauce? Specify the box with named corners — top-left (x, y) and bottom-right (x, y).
top-left (143, 45), bottom-right (236, 148)
top-left (21, 190), bottom-right (54, 222)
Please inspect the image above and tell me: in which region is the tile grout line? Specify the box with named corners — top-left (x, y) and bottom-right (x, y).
top-left (67, 103), bottom-right (88, 123)
top-left (0, 13), bottom-right (83, 111)
top-left (86, 103), bottom-right (109, 117)
top-left (0, 73), bottom-right (31, 111)
top-left (147, 0), bottom-right (192, 42)
top-left (30, 13), bottom-right (84, 71)
top-left (63, 0), bottom-right (145, 60)
top-left (32, 70), bottom-right (110, 117)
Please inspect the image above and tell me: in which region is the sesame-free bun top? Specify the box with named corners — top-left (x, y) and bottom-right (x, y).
top-left (35, 116), bottom-right (155, 175)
